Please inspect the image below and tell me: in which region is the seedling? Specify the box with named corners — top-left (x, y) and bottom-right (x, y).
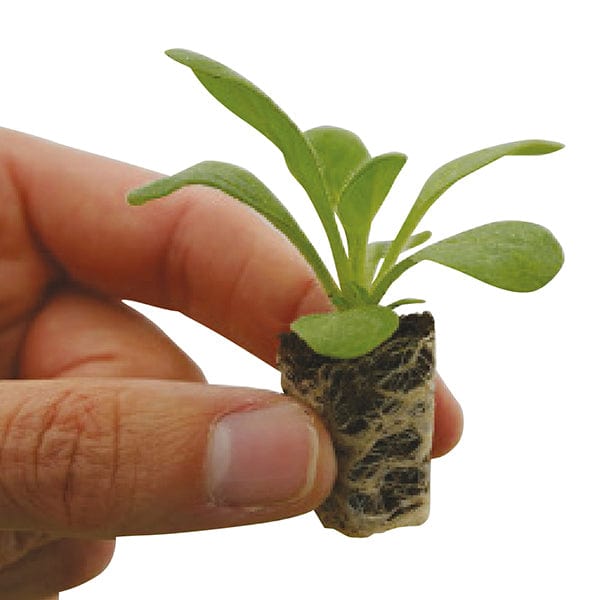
top-left (129, 49), bottom-right (563, 358)
top-left (128, 49), bottom-right (564, 536)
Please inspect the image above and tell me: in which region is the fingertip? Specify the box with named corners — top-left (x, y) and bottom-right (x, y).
top-left (57, 538), bottom-right (116, 591)
top-left (0, 538), bottom-right (115, 598)
top-left (205, 398), bottom-right (336, 512)
top-left (432, 375), bottom-right (464, 458)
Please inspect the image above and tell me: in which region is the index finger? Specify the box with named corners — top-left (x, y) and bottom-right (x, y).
top-left (1, 128), bottom-right (330, 365)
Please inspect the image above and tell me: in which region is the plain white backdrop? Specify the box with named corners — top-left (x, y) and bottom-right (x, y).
top-left (2, 1), bottom-right (598, 598)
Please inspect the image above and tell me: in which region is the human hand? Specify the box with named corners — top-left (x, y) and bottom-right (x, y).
top-left (0, 129), bottom-right (463, 598)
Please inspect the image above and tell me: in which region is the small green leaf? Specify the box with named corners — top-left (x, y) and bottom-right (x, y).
top-left (378, 139), bottom-right (564, 281)
top-left (337, 153), bottom-right (407, 284)
top-left (165, 49), bottom-right (350, 289)
top-left (304, 126), bottom-right (371, 203)
top-left (372, 221), bottom-right (564, 302)
top-left (387, 298), bottom-right (425, 309)
top-left (291, 306), bottom-right (399, 359)
top-left (402, 230), bottom-right (432, 252)
top-left (338, 152), bottom-right (407, 233)
top-left (127, 161), bottom-right (342, 303)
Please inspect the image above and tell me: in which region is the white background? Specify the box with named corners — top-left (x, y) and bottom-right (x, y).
top-left (2, 1), bottom-right (598, 598)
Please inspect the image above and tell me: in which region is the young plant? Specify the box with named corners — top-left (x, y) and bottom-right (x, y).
top-left (129, 49), bottom-right (563, 359)
top-left (128, 49), bottom-right (564, 536)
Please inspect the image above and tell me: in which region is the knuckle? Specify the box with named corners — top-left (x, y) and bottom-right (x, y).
top-left (0, 385), bottom-right (129, 531)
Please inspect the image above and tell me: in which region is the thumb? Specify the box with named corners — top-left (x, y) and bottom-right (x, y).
top-left (0, 379), bottom-right (336, 537)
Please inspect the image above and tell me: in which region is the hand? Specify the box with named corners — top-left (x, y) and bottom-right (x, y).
top-left (0, 129), bottom-right (463, 598)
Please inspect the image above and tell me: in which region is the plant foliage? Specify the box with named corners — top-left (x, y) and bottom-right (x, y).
top-left (128, 49), bottom-right (564, 358)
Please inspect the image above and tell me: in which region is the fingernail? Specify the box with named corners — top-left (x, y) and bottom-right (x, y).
top-left (207, 401), bottom-right (319, 508)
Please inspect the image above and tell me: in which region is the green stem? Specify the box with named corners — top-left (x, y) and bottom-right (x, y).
top-left (307, 173), bottom-right (352, 300)
top-left (346, 232), bottom-right (367, 288)
top-left (369, 255), bottom-right (417, 305)
top-left (355, 247), bottom-right (367, 289)
top-left (373, 208), bottom-right (420, 292)
top-left (322, 210), bottom-right (352, 296)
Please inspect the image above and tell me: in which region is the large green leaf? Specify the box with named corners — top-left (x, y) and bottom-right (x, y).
top-left (371, 221), bottom-right (564, 302)
top-left (127, 161), bottom-right (341, 303)
top-left (377, 139), bottom-right (564, 281)
top-left (165, 49), bottom-right (350, 287)
top-left (291, 305), bottom-right (399, 359)
top-left (304, 126), bottom-right (370, 202)
top-left (166, 50), bottom-right (325, 207)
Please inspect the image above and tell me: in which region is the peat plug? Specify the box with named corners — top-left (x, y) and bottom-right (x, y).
top-left (279, 313), bottom-right (434, 537)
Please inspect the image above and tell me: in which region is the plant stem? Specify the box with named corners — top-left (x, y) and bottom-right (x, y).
top-left (322, 210), bottom-right (353, 298)
top-left (369, 255), bottom-right (417, 305)
top-left (374, 209), bottom-right (420, 292)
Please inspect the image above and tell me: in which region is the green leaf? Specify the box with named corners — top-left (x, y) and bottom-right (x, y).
top-left (165, 49), bottom-right (350, 289)
top-left (377, 139), bottom-right (564, 282)
top-left (387, 298), bottom-right (425, 309)
top-left (412, 221), bottom-right (564, 291)
top-left (127, 161), bottom-right (342, 303)
top-left (337, 152), bottom-right (407, 284)
top-left (372, 221), bottom-right (564, 302)
top-left (291, 305), bottom-right (399, 359)
top-left (415, 140), bottom-right (563, 217)
top-left (402, 230), bottom-right (432, 252)
top-left (337, 152), bottom-right (407, 234)
top-left (165, 50), bottom-right (324, 204)
top-left (304, 126), bottom-right (371, 203)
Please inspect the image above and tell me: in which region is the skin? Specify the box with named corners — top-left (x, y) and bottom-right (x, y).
top-left (0, 128), bottom-right (463, 598)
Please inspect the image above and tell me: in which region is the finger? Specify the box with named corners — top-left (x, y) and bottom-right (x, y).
top-left (0, 538), bottom-right (114, 599)
top-left (18, 287), bottom-right (205, 381)
top-left (3, 288), bottom-right (204, 596)
top-left (0, 379), bottom-right (336, 537)
top-left (2, 128), bottom-right (329, 366)
top-left (432, 374), bottom-right (464, 458)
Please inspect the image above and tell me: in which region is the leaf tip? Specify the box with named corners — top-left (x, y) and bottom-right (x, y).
top-left (126, 189), bottom-right (149, 206)
top-left (512, 139), bottom-right (565, 156)
top-left (538, 140), bottom-right (565, 154)
top-left (165, 48), bottom-right (196, 66)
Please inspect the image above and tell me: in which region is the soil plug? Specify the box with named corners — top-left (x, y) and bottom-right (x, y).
top-left (128, 49), bottom-right (564, 537)
top-left (279, 311), bottom-right (434, 536)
